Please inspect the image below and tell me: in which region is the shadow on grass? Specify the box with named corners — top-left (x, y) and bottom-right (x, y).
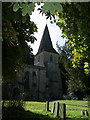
top-left (66, 114), bottom-right (90, 120)
top-left (2, 106), bottom-right (89, 120)
top-left (66, 118), bottom-right (89, 120)
top-left (2, 106), bottom-right (58, 120)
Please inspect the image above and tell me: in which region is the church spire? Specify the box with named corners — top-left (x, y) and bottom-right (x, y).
top-left (37, 24), bottom-right (58, 54)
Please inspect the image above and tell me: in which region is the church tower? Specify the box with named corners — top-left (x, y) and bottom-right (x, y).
top-left (34, 25), bottom-right (62, 99)
top-left (34, 24), bottom-right (59, 67)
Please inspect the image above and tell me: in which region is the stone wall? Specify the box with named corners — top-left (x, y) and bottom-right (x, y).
top-left (18, 65), bottom-right (49, 100)
top-left (34, 51), bottom-right (58, 67)
top-left (17, 51), bottom-right (62, 100)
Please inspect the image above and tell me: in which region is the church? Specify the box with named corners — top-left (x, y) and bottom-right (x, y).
top-left (17, 24), bottom-right (63, 100)
top-left (3, 25), bottom-right (62, 100)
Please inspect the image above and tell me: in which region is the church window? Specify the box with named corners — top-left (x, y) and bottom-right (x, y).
top-left (38, 56), bottom-right (40, 62)
top-left (46, 84), bottom-right (49, 89)
top-left (33, 71), bottom-right (36, 76)
top-left (32, 83), bottom-right (37, 87)
top-left (32, 71), bottom-right (37, 86)
top-left (24, 71), bottom-right (29, 89)
top-left (46, 71), bottom-right (48, 77)
top-left (50, 55), bottom-right (53, 62)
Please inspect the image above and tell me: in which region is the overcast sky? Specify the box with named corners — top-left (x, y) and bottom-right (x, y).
top-left (28, 4), bottom-right (66, 55)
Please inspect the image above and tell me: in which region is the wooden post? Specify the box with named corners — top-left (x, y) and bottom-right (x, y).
top-left (45, 101), bottom-right (49, 112)
top-left (60, 103), bottom-right (66, 120)
top-left (51, 102), bottom-right (56, 113)
top-left (54, 102), bottom-right (60, 117)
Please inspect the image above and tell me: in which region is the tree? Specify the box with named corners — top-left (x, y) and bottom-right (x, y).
top-left (55, 3), bottom-right (90, 98)
top-left (2, 2), bottom-right (37, 83)
top-left (56, 2), bottom-right (90, 75)
top-left (57, 43), bottom-right (90, 100)
top-left (24, 46), bottom-right (34, 65)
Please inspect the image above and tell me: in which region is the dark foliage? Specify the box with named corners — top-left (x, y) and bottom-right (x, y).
top-left (2, 3), bottom-right (37, 83)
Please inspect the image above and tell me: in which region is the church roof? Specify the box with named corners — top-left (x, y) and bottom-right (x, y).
top-left (36, 24), bottom-right (58, 55)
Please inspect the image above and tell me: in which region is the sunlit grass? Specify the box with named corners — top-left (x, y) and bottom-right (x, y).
top-left (24, 101), bottom-right (55, 118)
top-left (24, 100), bottom-right (89, 119)
top-left (3, 100), bottom-right (90, 119)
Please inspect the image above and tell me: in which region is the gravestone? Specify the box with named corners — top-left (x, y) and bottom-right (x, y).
top-left (45, 101), bottom-right (49, 112)
top-left (51, 102), bottom-right (66, 119)
top-left (54, 102), bottom-right (60, 117)
top-left (84, 110), bottom-right (89, 116)
top-left (81, 109), bottom-right (89, 116)
top-left (81, 109), bottom-right (85, 116)
top-left (51, 102), bottom-right (56, 113)
top-left (59, 103), bottom-right (66, 120)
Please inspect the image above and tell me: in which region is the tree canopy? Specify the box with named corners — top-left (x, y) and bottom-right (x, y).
top-left (2, 2), bottom-right (37, 83)
top-left (57, 43), bottom-right (90, 99)
top-left (56, 2), bottom-right (90, 75)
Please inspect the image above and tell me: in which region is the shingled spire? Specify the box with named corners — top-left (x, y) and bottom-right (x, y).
top-left (37, 24), bottom-right (58, 54)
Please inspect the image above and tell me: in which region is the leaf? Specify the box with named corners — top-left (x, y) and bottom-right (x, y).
top-left (37, 2), bottom-right (41, 5)
top-left (84, 68), bottom-right (89, 74)
top-left (22, 9), bottom-right (27, 16)
top-left (42, 3), bottom-right (63, 14)
top-left (13, 3), bottom-right (20, 12)
top-left (84, 62), bottom-right (89, 68)
top-left (22, 3), bottom-right (35, 16)
top-left (22, 3), bottom-right (28, 16)
top-left (27, 3), bottom-right (35, 15)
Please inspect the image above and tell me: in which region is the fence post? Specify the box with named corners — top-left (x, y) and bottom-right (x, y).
top-left (45, 101), bottom-right (49, 112)
top-left (54, 102), bottom-right (60, 117)
top-left (51, 102), bottom-right (56, 113)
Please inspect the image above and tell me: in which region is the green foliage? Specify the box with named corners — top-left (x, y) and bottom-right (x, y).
top-left (21, 3), bottom-right (35, 16)
top-left (13, 2), bottom-right (63, 18)
top-left (13, 2), bottom-right (35, 16)
top-left (57, 44), bottom-right (90, 99)
top-left (24, 46), bottom-right (34, 65)
top-left (13, 2), bottom-right (20, 12)
top-left (2, 100), bottom-right (24, 108)
top-left (2, 2), bottom-right (37, 83)
top-left (42, 2), bottom-right (63, 14)
top-left (56, 2), bottom-right (90, 75)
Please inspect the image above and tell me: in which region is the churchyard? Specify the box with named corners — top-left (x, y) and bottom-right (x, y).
top-left (2, 2), bottom-right (90, 120)
top-left (2, 100), bottom-right (90, 119)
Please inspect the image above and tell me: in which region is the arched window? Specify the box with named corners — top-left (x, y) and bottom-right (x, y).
top-left (46, 71), bottom-right (48, 77)
top-left (38, 56), bottom-right (40, 62)
top-left (32, 71), bottom-right (37, 87)
top-left (24, 71), bottom-right (29, 89)
top-left (50, 55), bottom-right (53, 62)
top-left (33, 71), bottom-right (36, 77)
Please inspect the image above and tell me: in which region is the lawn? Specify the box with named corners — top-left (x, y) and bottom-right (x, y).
top-left (2, 100), bottom-right (90, 120)
top-left (24, 100), bottom-right (89, 119)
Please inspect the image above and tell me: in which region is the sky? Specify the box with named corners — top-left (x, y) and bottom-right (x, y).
top-left (28, 4), bottom-right (66, 55)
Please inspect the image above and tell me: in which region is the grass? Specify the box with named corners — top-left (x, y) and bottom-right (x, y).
top-left (51, 100), bottom-right (89, 119)
top-left (2, 100), bottom-right (90, 120)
